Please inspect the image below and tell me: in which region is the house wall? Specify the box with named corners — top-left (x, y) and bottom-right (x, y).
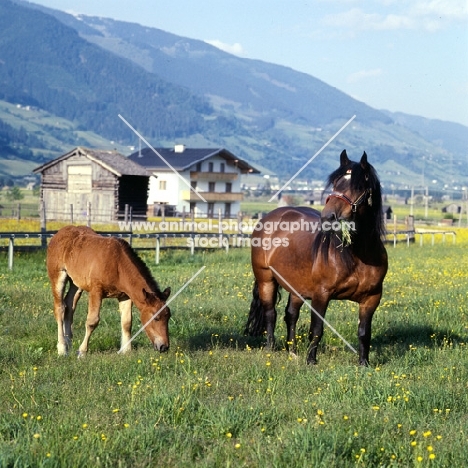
top-left (148, 172), bottom-right (181, 206)
top-left (147, 156), bottom-right (243, 217)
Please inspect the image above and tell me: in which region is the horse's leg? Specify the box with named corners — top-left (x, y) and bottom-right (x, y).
top-left (358, 294), bottom-right (381, 366)
top-left (77, 290), bottom-right (102, 357)
top-left (306, 297), bottom-right (329, 365)
top-left (258, 277), bottom-right (279, 349)
top-left (51, 270), bottom-right (69, 355)
top-left (63, 281), bottom-right (82, 352)
top-left (118, 298), bottom-right (133, 353)
top-left (284, 293), bottom-right (303, 356)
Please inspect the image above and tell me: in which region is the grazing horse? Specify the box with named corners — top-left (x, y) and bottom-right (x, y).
top-left (47, 225), bottom-right (171, 356)
top-left (245, 150), bottom-right (388, 366)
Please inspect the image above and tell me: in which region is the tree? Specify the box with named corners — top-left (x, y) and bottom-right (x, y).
top-left (6, 186), bottom-right (24, 201)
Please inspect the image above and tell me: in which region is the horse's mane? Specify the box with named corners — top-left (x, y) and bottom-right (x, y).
top-left (115, 238), bottom-right (165, 299)
top-left (312, 157), bottom-right (385, 266)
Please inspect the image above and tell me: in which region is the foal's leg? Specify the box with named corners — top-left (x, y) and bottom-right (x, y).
top-left (258, 278), bottom-right (279, 349)
top-left (118, 298), bottom-right (133, 353)
top-left (357, 294), bottom-right (381, 366)
top-left (77, 290), bottom-right (102, 357)
top-left (306, 297), bottom-right (329, 365)
top-left (51, 270), bottom-right (69, 356)
top-left (284, 293), bottom-right (303, 356)
top-left (63, 282), bottom-right (83, 351)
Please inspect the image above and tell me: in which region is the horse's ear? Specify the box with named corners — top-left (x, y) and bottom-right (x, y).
top-left (340, 150), bottom-right (350, 166)
top-left (142, 288), bottom-right (151, 299)
top-left (162, 287), bottom-right (171, 300)
top-left (360, 151), bottom-right (369, 170)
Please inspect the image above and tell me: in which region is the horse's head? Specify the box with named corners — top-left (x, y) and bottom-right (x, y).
top-left (321, 150), bottom-right (378, 225)
top-left (141, 287), bottom-right (171, 352)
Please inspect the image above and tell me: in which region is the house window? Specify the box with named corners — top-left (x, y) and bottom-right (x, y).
top-left (225, 203), bottom-right (231, 218)
top-left (67, 165), bottom-right (92, 193)
top-left (220, 163), bottom-right (225, 173)
top-left (207, 203), bottom-right (214, 218)
top-left (225, 182), bottom-right (232, 193)
top-left (196, 162), bottom-right (202, 171)
top-left (191, 181), bottom-right (197, 190)
top-left (190, 202), bottom-right (196, 214)
top-left (208, 182), bottom-right (216, 192)
top-left (159, 180), bottom-right (167, 190)
top-left (208, 162), bottom-right (214, 172)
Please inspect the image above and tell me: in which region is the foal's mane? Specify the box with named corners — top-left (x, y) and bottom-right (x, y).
top-left (312, 156), bottom-right (385, 264)
top-left (116, 238), bottom-right (165, 299)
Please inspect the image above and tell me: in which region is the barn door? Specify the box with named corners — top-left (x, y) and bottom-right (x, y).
top-left (67, 165), bottom-right (92, 214)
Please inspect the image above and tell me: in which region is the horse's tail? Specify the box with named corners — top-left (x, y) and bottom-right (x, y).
top-left (244, 280), bottom-right (266, 336)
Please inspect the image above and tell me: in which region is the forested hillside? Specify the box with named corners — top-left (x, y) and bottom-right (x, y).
top-left (1, 0), bottom-right (466, 188)
top-left (0, 1), bottom-right (218, 140)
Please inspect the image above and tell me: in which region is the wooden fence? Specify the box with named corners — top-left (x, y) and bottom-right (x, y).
top-left (0, 231), bottom-right (252, 270)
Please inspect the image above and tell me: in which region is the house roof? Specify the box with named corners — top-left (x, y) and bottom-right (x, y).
top-left (127, 146), bottom-right (260, 174)
top-left (33, 147), bottom-right (151, 177)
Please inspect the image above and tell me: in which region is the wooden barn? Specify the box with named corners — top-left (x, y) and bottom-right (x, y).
top-left (33, 147), bottom-right (150, 222)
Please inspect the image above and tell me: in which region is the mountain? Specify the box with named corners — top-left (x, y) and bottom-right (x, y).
top-left (1, 0), bottom-right (467, 189)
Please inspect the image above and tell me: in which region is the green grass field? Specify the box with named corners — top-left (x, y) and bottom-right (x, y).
top-left (0, 237), bottom-right (467, 467)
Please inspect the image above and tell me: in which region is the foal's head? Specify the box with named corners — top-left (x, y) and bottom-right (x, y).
top-left (141, 287), bottom-right (171, 352)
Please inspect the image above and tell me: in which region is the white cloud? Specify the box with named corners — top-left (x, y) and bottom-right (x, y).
top-left (204, 40), bottom-right (246, 56)
top-left (322, 0), bottom-right (468, 33)
top-left (347, 68), bottom-right (383, 83)
top-left (411, 0), bottom-right (468, 21)
top-left (323, 8), bottom-right (415, 31)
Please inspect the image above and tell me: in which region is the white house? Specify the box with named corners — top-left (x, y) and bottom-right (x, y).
top-left (128, 145), bottom-right (260, 217)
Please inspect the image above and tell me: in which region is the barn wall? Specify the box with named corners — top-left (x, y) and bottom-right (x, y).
top-left (40, 154), bottom-right (118, 222)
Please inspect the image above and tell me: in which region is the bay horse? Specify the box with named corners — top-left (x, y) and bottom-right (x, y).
top-left (47, 226), bottom-right (171, 356)
top-left (245, 150), bottom-right (388, 366)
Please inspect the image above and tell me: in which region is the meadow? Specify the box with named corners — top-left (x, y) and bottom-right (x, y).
top-left (0, 232), bottom-right (467, 467)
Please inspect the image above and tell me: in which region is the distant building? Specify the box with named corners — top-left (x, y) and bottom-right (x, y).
top-left (442, 203), bottom-right (462, 215)
top-left (304, 189), bottom-right (328, 205)
top-left (33, 147), bottom-right (150, 222)
top-left (128, 145), bottom-right (260, 218)
top-left (382, 205), bottom-right (393, 220)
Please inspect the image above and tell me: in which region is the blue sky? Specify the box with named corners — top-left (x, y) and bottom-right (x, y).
top-left (31, 0), bottom-right (468, 126)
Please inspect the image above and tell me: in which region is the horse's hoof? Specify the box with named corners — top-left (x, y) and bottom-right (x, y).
top-left (77, 351), bottom-right (86, 359)
top-left (288, 351), bottom-right (299, 360)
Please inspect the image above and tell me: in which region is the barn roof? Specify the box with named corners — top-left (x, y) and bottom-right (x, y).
top-left (127, 146), bottom-right (260, 174)
top-left (33, 147), bottom-right (151, 177)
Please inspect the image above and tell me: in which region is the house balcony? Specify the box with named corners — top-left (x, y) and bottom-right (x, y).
top-left (189, 171), bottom-right (238, 181)
top-left (181, 190), bottom-right (244, 202)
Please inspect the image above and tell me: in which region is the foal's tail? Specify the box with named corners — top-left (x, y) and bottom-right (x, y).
top-left (244, 280), bottom-right (266, 336)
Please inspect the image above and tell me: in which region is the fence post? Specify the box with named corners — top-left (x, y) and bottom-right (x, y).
top-left (86, 202), bottom-right (91, 227)
top-left (70, 204), bottom-right (74, 224)
top-left (218, 208), bottom-right (223, 248)
top-left (407, 215), bottom-right (414, 243)
top-left (40, 200), bottom-right (47, 248)
top-left (16, 203), bottom-right (21, 221)
top-left (155, 236), bottom-right (160, 265)
top-left (237, 211), bottom-right (243, 234)
top-left (124, 204), bottom-right (129, 223)
top-left (8, 237), bottom-right (14, 270)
